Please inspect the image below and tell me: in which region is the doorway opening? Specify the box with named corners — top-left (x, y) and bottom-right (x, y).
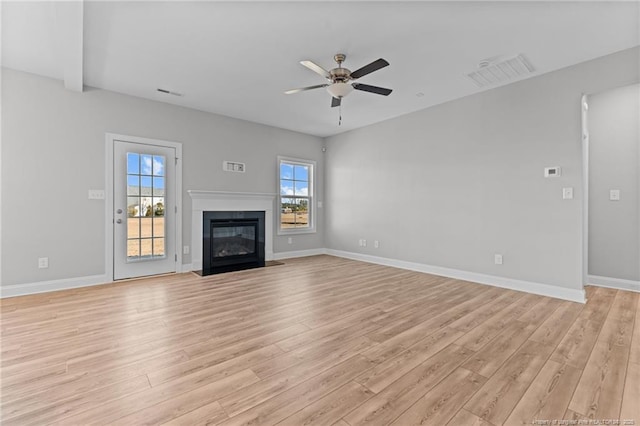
top-left (105, 133), bottom-right (183, 281)
top-left (582, 84), bottom-right (640, 293)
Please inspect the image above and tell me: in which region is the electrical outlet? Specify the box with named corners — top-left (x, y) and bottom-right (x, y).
top-left (287, 237), bottom-right (293, 244)
top-left (562, 187), bottom-right (573, 200)
top-left (494, 254), bottom-right (503, 265)
top-left (362, 239), bottom-right (367, 247)
top-left (38, 257), bottom-right (49, 269)
top-left (183, 246), bottom-right (190, 255)
top-left (374, 240), bottom-right (379, 248)
top-left (610, 189), bottom-right (620, 201)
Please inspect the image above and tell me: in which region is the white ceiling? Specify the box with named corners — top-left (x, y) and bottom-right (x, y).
top-left (2, 1), bottom-right (639, 137)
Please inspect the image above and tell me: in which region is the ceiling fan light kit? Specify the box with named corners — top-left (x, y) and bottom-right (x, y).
top-left (285, 53), bottom-right (393, 124)
top-left (326, 82), bottom-right (354, 98)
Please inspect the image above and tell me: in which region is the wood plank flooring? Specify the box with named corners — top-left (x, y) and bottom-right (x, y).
top-left (1, 255), bottom-right (638, 425)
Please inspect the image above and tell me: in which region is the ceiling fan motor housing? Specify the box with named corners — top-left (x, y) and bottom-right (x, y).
top-left (330, 67), bottom-right (351, 83)
top-left (330, 53), bottom-right (351, 83)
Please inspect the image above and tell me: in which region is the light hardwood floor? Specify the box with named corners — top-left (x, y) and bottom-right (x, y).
top-left (1, 255), bottom-right (638, 425)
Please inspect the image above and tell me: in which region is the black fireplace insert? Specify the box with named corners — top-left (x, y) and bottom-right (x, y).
top-left (201, 211), bottom-right (265, 275)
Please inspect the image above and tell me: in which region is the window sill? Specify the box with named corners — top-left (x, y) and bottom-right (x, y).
top-left (277, 228), bottom-right (317, 236)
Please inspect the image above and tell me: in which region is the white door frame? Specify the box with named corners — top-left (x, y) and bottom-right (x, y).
top-left (105, 133), bottom-right (183, 282)
top-left (581, 94), bottom-right (589, 294)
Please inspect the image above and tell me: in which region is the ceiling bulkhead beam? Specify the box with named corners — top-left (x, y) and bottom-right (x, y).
top-left (55, 0), bottom-right (83, 92)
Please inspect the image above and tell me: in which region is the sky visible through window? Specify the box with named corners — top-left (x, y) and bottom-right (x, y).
top-left (280, 163), bottom-right (308, 196)
top-left (127, 154), bottom-right (165, 189)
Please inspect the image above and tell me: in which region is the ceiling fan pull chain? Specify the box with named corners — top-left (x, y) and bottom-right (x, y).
top-left (339, 103), bottom-right (342, 126)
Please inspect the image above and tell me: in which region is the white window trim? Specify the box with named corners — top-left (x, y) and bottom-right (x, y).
top-left (277, 155), bottom-right (316, 235)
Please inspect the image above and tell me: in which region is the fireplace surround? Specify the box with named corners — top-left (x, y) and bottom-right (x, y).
top-left (188, 190), bottom-right (275, 273)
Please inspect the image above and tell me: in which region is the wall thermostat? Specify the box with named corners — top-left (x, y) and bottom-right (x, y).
top-left (544, 167), bottom-right (561, 177)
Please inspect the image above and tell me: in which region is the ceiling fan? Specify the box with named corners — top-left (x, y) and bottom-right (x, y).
top-left (285, 53), bottom-right (392, 108)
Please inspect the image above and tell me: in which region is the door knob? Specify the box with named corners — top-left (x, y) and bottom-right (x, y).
top-left (116, 209), bottom-right (123, 214)
top-left (116, 219), bottom-right (122, 224)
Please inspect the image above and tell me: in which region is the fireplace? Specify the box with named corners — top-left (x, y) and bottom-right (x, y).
top-left (188, 190), bottom-right (275, 273)
top-left (201, 211), bottom-right (265, 275)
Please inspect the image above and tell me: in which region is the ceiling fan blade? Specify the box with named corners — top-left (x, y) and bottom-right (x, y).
top-left (300, 60), bottom-right (331, 79)
top-left (331, 97), bottom-right (341, 108)
top-left (284, 84), bottom-right (329, 95)
top-left (353, 83), bottom-right (393, 96)
top-left (350, 58), bottom-right (390, 79)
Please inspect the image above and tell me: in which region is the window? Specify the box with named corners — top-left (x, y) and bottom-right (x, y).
top-left (126, 152), bottom-right (166, 259)
top-left (278, 157), bottom-right (315, 233)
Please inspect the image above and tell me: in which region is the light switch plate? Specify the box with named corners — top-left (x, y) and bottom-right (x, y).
top-left (610, 189), bottom-right (620, 201)
top-left (88, 189), bottom-right (105, 200)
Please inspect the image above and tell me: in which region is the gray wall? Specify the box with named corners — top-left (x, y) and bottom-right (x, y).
top-left (1, 68), bottom-right (324, 286)
top-left (588, 83), bottom-right (640, 281)
top-left (325, 47), bottom-right (639, 291)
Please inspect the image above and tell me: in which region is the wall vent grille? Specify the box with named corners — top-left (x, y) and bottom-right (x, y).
top-left (223, 161), bottom-right (245, 173)
top-left (466, 54), bottom-right (534, 88)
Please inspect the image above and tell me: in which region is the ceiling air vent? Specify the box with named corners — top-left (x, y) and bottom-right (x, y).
top-left (157, 88), bottom-right (184, 97)
top-left (466, 54), bottom-right (534, 88)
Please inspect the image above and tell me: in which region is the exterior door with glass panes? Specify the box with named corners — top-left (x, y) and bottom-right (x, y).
top-left (113, 140), bottom-right (176, 280)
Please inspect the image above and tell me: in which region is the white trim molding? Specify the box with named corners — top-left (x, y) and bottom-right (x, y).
top-left (0, 250), bottom-right (589, 302)
top-left (589, 275), bottom-right (640, 293)
top-left (326, 249), bottom-right (587, 303)
top-left (0, 274), bottom-right (109, 298)
top-left (188, 190), bottom-right (276, 271)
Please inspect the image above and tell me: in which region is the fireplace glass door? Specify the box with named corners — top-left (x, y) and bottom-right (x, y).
top-left (211, 222), bottom-right (257, 259)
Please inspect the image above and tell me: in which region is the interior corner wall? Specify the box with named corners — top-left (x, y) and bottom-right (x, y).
top-left (1, 68), bottom-right (324, 287)
top-left (324, 47), bottom-right (640, 293)
top-left (588, 83), bottom-right (640, 282)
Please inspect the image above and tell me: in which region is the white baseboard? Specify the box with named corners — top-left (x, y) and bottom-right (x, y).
top-left (2, 263), bottom-right (200, 298)
top-left (1, 249), bottom-right (588, 303)
top-left (326, 249), bottom-right (586, 303)
top-left (0, 274), bottom-right (110, 298)
top-left (273, 248), bottom-right (328, 260)
top-left (588, 275), bottom-right (640, 293)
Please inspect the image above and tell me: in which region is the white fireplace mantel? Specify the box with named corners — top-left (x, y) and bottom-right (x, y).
top-left (188, 190), bottom-right (276, 271)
